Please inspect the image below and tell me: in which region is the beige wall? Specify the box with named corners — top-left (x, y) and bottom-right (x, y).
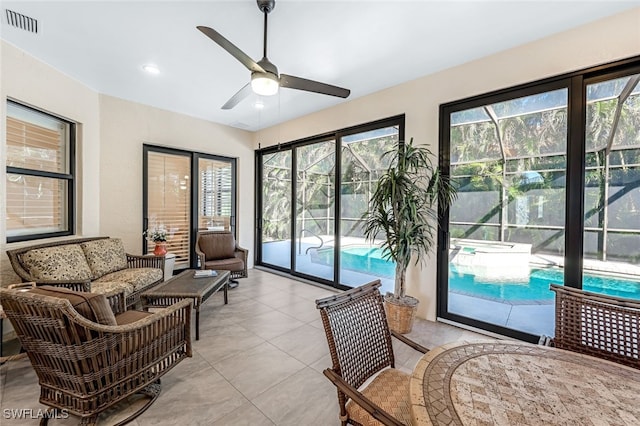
top-left (0, 41), bottom-right (255, 288)
top-left (98, 95), bottom-right (254, 260)
top-left (0, 41), bottom-right (101, 286)
top-left (255, 9), bottom-right (640, 321)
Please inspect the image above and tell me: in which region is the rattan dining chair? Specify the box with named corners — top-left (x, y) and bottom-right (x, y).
top-left (551, 283), bottom-right (640, 369)
top-left (316, 280), bottom-right (429, 426)
top-left (0, 285), bottom-right (192, 425)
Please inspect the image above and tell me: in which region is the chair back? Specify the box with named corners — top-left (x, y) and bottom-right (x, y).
top-left (316, 280), bottom-right (394, 390)
top-left (196, 231), bottom-right (236, 261)
top-left (551, 284), bottom-right (640, 369)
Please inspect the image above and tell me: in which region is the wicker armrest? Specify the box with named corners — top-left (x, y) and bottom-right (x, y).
top-left (100, 288), bottom-right (127, 315)
top-left (33, 279), bottom-right (91, 293)
top-left (234, 246), bottom-right (248, 262)
top-left (323, 368), bottom-right (404, 426)
top-left (127, 253), bottom-right (165, 271)
top-left (390, 330), bottom-right (429, 354)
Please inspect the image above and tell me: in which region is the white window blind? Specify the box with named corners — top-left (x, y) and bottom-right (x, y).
top-left (147, 152), bottom-right (191, 268)
top-left (5, 102), bottom-right (72, 240)
top-left (198, 158), bottom-right (232, 230)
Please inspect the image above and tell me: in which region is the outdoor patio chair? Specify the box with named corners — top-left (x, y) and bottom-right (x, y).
top-left (551, 283), bottom-right (640, 369)
top-left (195, 230), bottom-right (248, 287)
top-left (316, 280), bottom-right (429, 426)
top-left (0, 285), bottom-right (192, 425)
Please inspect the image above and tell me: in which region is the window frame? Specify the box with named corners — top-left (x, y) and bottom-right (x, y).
top-left (5, 100), bottom-right (76, 243)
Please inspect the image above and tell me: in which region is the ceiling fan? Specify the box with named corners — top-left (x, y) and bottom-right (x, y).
top-left (197, 0), bottom-right (350, 110)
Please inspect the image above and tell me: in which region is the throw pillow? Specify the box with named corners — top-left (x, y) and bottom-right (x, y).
top-left (81, 238), bottom-right (128, 279)
top-left (21, 244), bottom-right (92, 281)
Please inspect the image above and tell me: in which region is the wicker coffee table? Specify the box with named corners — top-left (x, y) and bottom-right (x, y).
top-left (141, 269), bottom-right (230, 340)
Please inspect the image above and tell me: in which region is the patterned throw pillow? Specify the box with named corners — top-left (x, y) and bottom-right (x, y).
top-left (81, 238), bottom-right (128, 279)
top-left (22, 244), bottom-right (93, 281)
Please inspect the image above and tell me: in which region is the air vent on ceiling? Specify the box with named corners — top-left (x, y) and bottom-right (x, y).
top-left (5, 9), bottom-right (38, 33)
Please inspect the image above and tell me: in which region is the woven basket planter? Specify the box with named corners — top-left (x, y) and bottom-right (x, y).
top-left (384, 294), bottom-right (418, 334)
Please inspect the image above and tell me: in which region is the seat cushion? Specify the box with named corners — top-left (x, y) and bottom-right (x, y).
top-left (21, 244), bottom-right (92, 281)
top-left (95, 267), bottom-right (163, 291)
top-left (115, 309), bottom-right (153, 325)
top-left (90, 280), bottom-right (134, 296)
top-left (346, 368), bottom-right (412, 426)
top-left (30, 285), bottom-right (117, 326)
top-left (204, 257), bottom-right (244, 272)
top-left (80, 238), bottom-right (127, 279)
top-left (199, 232), bottom-right (236, 260)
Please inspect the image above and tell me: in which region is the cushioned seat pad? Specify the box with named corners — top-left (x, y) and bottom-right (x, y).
top-left (115, 310), bottom-right (153, 325)
top-left (204, 257), bottom-right (244, 272)
top-left (91, 280), bottom-right (134, 296)
top-left (95, 268), bottom-right (163, 291)
top-left (346, 368), bottom-right (412, 426)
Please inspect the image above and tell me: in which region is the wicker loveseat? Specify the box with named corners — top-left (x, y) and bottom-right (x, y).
top-left (6, 237), bottom-right (165, 308)
top-left (0, 285), bottom-right (192, 425)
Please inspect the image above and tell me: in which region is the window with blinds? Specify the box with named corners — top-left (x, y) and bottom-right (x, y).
top-left (198, 158), bottom-right (233, 231)
top-left (5, 101), bottom-right (74, 242)
top-left (146, 152), bottom-right (191, 268)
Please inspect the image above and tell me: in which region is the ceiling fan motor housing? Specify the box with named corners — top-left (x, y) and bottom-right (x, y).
top-left (257, 0), bottom-right (275, 14)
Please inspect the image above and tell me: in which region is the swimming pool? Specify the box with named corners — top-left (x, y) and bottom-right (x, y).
top-left (315, 246), bottom-right (640, 302)
top-left (314, 246), bottom-right (395, 278)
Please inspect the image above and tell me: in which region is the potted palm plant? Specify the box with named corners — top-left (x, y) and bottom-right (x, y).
top-left (363, 138), bottom-right (457, 333)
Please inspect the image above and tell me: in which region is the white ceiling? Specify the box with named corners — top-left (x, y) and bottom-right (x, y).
top-left (2, 1), bottom-right (639, 131)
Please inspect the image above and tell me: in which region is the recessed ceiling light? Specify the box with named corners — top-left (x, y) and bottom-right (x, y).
top-left (254, 100), bottom-right (265, 109)
top-left (142, 64), bottom-right (160, 75)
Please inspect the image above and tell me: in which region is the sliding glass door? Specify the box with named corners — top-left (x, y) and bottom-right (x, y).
top-left (145, 149), bottom-right (192, 268)
top-left (339, 127), bottom-right (398, 292)
top-left (440, 60), bottom-right (640, 342)
top-left (256, 116), bottom-right (404, 289)
top-left (445, 86), bottom-right (568, 339)
top-left (260, 150), bottom-right (292, 270)
top-left (583, 72), bottom-right (640, 297)
top-left (144, 145), bottom-right (236, 271)
top-left (294, 140), bottom-right (336, 281)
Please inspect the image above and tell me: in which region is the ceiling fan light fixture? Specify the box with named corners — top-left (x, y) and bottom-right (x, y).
top-left (251, 72), bottom-right (279, 96)
top-left (142, 64), bottom-right (160, 75)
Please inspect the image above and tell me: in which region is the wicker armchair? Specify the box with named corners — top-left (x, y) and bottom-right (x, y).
top-left (0, 286), bottom-right (192, 425)
top-left (195, 231), bottom-right (248, 284)
top-left (551, 283), bottom-right (640, 369)
top-left (315, 280), bottom-right (429, 426)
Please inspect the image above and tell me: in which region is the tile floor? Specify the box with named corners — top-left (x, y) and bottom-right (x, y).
top-left (0, 269), bottom-right (486, 425)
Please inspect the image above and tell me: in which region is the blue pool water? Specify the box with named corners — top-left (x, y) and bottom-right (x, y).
top-left (450, 264), bottom-right (640, 302)
top-left (317, 246), bottom-right (640, 302)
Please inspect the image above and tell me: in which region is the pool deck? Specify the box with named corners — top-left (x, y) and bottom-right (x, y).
top-left (260, 238), bottom-right (639, 339)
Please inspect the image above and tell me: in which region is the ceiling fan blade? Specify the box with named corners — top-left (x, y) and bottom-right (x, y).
top-left (222, 83), bottom-right (252, 110)
top-left (280, 74), bottom-right (350, 98)
top-left (197, 26), bottom-right (265, 73)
